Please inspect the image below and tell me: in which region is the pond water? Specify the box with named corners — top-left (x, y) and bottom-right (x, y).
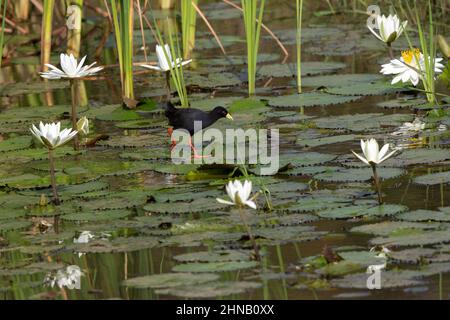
top-left (0, 1), bottom-right (449, 300)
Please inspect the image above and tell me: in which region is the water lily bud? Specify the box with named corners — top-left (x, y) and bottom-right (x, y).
top-left (438, 35), bottom-right (450, 59)
top-left (76, 116), bottom-right (89, 136)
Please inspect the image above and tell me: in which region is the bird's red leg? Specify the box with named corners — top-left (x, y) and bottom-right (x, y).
top-left (188, 137), bottom-right (210, 159)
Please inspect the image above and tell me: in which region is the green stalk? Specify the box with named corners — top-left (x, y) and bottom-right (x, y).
top-left (181, 0), bottom-right (198, 59)
top-left (110, 0), bottom-right (134, 100)
top-left (41, 0), bottom-right (55, 72)
top-left (242, 0), bottom-right (265, 96)
top-left (66, 0), bottom-right (83, 58)
top-left (296, 0), bottom-right (303, 94)
top-left (0, 0), bottom-right (7, 68)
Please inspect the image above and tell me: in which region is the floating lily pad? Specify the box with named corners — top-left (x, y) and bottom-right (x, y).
top-left (115, 118), bottom-right (166, 129)
top-left (187, 72), bottom-right (241, 88)
top-left (383, 148), bottom-right (450, 167)
top-left (61, 210), bottom-right (131, 222)
top-left (268, 92), bottom-right (361, 108)
top-left (0, 220), bottom-right (32, 232)
top-left (327, 81), bottom-right (406, 96)
top-left (156, 281), bottom-right (261, 298)
top-left (173, 250), bottom-right (251, 263)
top-left (72, 236), bottom-right (158, 253)
top-left (143, 198), bottom-right (227, 214)
top-left (376, 98), bottom-right (427, 109)
top-left (123, 272), bottom-right (219, 289)
top-left (279, 152), bottom-right (337, 168)
top-left (314, 167), bottom-right (405, 182)
top-left (0, 81), bottom-right (69, 97)
top-left (0, 136), bottom-right (32, 152)
top-left (371, 229), bottom-right (450, 247)
top-left (172, 261), bottom-right (259, 273)
top-left (350, 220), bottom-right (439, 236)
top-left (397, 209), bottom-right (450, 222)
top-left (96, 106), bottom-right (142, 121)
top-left (302, 74), bottom-right (383, 88)
top-left (330, 271), bottom-right (422, 289)
top-left (413, 171), bottom-right (450, 185)
top-left (297, 134), bottom-right (356, 147)
top-left (258, 62), bottom-right (346, 78)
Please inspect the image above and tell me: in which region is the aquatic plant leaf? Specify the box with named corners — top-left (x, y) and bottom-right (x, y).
top-left (119, 148), bottom-right (170, 161)
top-left (0, 220), bottom-right (32, 232)
top-left (143, 198), bottom-right (227, 214)
top-left (97, 134), bottom-right (167, 148)
top-left (383, 148), bottom-right (450, 167)
top-left (376, 98), bottom-right (427, 109)
top-left (123, 272), bottom-right (219, 289)
top-left (173, 250), bottom-right (251, 263)
top-left (0, 136), bottom-right (32, 152)
top-left (327, 81), bottom-right (406, 96)
top-left (389, 247), bottom-right (436, 264)
top-left (61, 210), bottom-right (131, 222)
top-left (397, 209), bottom-right (450, 222)
top-left (172, 261), bottom-right (259, 273)
top-left (258, 62), bottom-right (346, 78)
top-left (96, 107), bottom-right (142, 121)
top-left (72, 236), bottom-right (158, 253)
top-left (115, 118), bottom-right (166, 129)
top-left (371, 229), bottom-right (450, 247)
top-left (281, 166), bottom-right (341, 176)
top-left (413, 171), bottom-right (450, 185)
top-left (318, 260), bottom-right (365, 276)
top-left (186, 72), bottom-right (241, 88)
top-left (314, 167), bottom-right (405, 182)
top-left (156, 281), bottom-right (261, 298)
top-left (350, 221), bottom-right (440, 236)
top-left (279, 152), bottom-right (337, 168)
top-left (268, 92), bottom-right (361, 108)
top-left (330, 271), bottom-right (422, 289)
top-left (302, 74), bottom-right (383, 88)
top-left (297, 134), bottom-right (356, 148)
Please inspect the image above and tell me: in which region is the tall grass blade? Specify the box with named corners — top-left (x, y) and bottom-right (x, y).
top-left (0, 0), bottom-right (7, 68)
top-left (40, 0), bottom-right (55, 72)
top-left (181, 0), bottom-right (198, 59)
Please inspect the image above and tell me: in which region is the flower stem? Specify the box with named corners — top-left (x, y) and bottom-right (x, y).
top-left (48, 148), bottom-right (60, 205)
top-left (238, 206), bottom-right (260, 261)
top-left (371, 163), bottom-right (383, 205)
top-left (70, 79), bottom-right (79, 150)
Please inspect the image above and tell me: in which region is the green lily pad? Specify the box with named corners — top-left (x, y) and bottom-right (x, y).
top-left (297, 134), bottom-right (357, 148)
top-left (61, 209), bottom-right (131, 222)
top-left (327, 81), bottom-right (406, 96)
top-left (314, 167), bottom-right (405, 182)
top-left (156, 281), bottom-right (261, 298)
top-left (96, 106), bottom-right (142, 121)
top-left (172, 261), bottom-right (259, 273)
top-left (0, 220), bottom-right (32, 232)
top-left (268, 92), bottom-right (361, 108)
top-left (0, 81), bottom-right (69, 97)
top-left (115, 118), bottom-right (166, 129)
top-left (371, 229), bottom-right (450, 247)
top-left (72, 236), bottom-right (158, 253)
top-left (302, 74), bottom-right (383, 88)
top-left (413, 171), bottom-right (450, 185)
top-left (143, 198), bottom-right (227, 214)
top-left (350, 220), bottom-right (439, 236)
top-left (397, 209), bottom-right (450, 222)
top-left (0, 136), bottom-right (32, 152)
top-left (173, 250), bottom-right (251, 263)
top-left (123, 272), bottom-right (219, 289)
top-left (258, 62), bottom-right (346, 78)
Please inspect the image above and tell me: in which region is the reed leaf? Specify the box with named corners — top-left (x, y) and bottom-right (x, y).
top-left (40, 0), bottom-right (55, 72)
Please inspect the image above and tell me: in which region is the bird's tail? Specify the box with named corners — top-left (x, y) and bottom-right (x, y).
top-left (163, 101), bottom-right (177, 118)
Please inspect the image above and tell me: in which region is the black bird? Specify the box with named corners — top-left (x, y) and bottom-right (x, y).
top-left (164, 102), bottom-right (233, 157)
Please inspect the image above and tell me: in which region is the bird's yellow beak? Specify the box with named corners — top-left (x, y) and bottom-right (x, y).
top-left (226, 113), bottom-right (233, 120)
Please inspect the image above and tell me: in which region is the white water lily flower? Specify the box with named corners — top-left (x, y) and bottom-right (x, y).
top-left (216, 180), bottom-right (256, 209)
top-left (76, 116), bottom-right (89, 136)
top-left (351, 138), bottom-right (396, 165)
top-left (30, 122), bottom-right (78, 150)
top-left (40, 53), bottom-right (103, 79)
top-left (368, 14), bottom-right (407, 44)
top-left (381, 48), bottom-right (445, 86)
top-left (45, 265), bottom-right (83, 290)
top-left (392, 118), bottom-right (426, 136)
top-left (73, 231), bottom-right (94, 244)
top-left (141, 44), bottom-right (192, 72)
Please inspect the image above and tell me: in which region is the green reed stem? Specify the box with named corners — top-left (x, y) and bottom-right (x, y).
top-left (70, 79), bottom-right (80, 150)
top-left (242, 0), bottom-right (265, 96)
top-left (41, 0), bottom-right (55, 72)
top-left (0, 0), bottom-right (7, 68)
top-left (181, 0), bottom-right (198, 59)
top-left (110, 0), bottom-right (134, 100)
top-left (296, 0), bottom-right (303, 93)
